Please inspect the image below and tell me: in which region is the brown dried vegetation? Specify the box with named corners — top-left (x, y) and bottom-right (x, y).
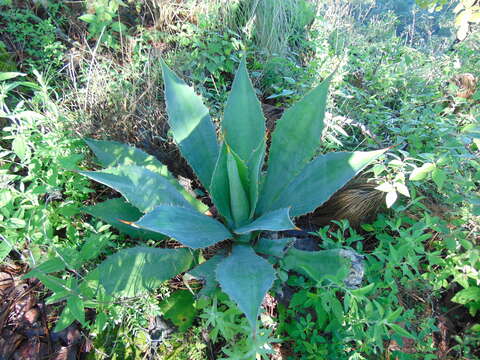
top-left (311, 178), bottom-right (385, 228)
top-left (449, 73), bottom-right (478, 99)
top-left (0, 265), bottom-right (87, 360)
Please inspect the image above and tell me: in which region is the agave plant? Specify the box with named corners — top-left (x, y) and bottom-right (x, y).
top-left (79, 59), bottom-right (385, 331)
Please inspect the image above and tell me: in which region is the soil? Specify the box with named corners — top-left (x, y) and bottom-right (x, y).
top-left (0, 264), bottom-right (90, 360)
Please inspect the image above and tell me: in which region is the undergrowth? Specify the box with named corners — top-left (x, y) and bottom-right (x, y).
top-left (0, 0), bottom-right (479, 359)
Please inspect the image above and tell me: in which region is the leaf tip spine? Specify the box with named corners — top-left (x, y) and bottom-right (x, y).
top-left (118, 219), bottom-right (140, 228)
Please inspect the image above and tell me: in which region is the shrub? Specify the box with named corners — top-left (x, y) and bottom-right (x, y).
top-left (0, 8), bottom-right (65, 73)
top-left (28, 59), bottom-right (384, 341)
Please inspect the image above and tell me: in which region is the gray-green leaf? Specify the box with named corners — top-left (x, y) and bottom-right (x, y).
top-left (161, 61), bottom-right (219, 190)
top-left (94, 246), bottom-right (194, 297)
top-left (282, 248), bottom-right (351, 283)
top-left (83, 198), bottom-right (166, 240)
top-left (227, 148), bottom-right (250, 227)
top-left (135, 205), bottom-right (232, 249)
top-left (209, 143), bottom-right (233, 224)
top-left (271, 149), bottom-right (387, 216)
top-left (85, 138), bottom-right (169, 174)
top-left (84, 139), bottom-right (207, 212)
top-left (247, 141), bottom-right (266, 218)
top-left (257, 74), bottom-right (333, 215)
top-left (188, 253), bottom-right (226, 298)
top-left (234, 208), bottom-right (295, 234)
top-left (254, 237), bottom-right (295, 258)
top-left (80, 165), bottom-right (193, 213)
top-left (222, 58), bottom-right (266, 162)
top-left (216, 244), bottom-right (276, 330)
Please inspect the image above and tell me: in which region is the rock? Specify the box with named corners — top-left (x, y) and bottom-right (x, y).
top-left (291, 237), bottom-right (366, 289)
top-left (149, 315), bottom-right (176, 343)
top-left (339, 249), bottom-right (365, 289)
top-left (276, 285), bottom-right (295, 306)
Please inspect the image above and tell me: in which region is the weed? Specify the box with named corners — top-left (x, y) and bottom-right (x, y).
top-left (80, 0), bottom-right (128, 50)
top-left (0, 7), bottom-right (66, 73)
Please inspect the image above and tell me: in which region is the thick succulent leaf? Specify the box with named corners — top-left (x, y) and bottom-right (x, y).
top-left (234, 208), bottom-right (295, 234)
top-left (247, 141), bottom-right (266, 218)
top-left (94, 246), bottom-right (194, 297)
top-left (282, 248), bottom-right (350, 283)
top-left (227, 148), bottom-right (250, 227)
top-left (134, 205), bottom-right (232, 249)
top-left (271, 149), bottom-right (387, 217)
top-left (161, 61), bottom-right (219, 190)
top-left (83, 198), bottom-right (165, 240)
top-left (79, 165), bottom-right (193, 213)
top-left (222, 58), bottom-right (266, 161)
top-left (230, 146), bottom-right (250, 192)
top-left (216, 244), bottom-right (276, 330)
top-left (209, 143), bottom-right (233, 224)
top-left (85, 139), bottom-right (208, 213)
top-left (188, 253), bottom-right (226, 298)
top-left (85, 138), bottom-right (168, 174)
top-left (257, 74), bottom-right (333, 215)
top-left (254, 237), bottom-right (295, 258)
top-left (210, 142), bottom-right (264, 225)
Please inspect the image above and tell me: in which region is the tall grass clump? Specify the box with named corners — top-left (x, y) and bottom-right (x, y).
top-left (253, 0), bottom-right (317, 56)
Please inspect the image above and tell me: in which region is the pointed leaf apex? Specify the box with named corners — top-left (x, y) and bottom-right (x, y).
top-left (159, 57), bottom-right (168, 70)
top-left (216, 244), bottom-right (276, 330)
top-left (117, 219), bottom-right (140, 228)
top-left (160, 59), bottom-right (170, 77)
top-left (239, 56), bottom-right (247, 69)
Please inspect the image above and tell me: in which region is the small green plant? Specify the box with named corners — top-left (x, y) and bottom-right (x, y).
top-left (0, 71), bottom-right (94, 261)
top-left (276, 214), bottom-right (447, 359)
top-left (0, 8), bottom-right (66, 72)
top-left (0, 72), bottom-right (124, 341)
top-left (199, 293), bottom-right (278, 359)
top-left (171, 24), bottom-right (245, 108)
top-left (278, 280), bottom-right (416, 358)
top-left (79, 0), bottom-right (128, 49)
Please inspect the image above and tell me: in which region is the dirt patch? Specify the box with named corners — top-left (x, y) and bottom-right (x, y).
top-left (0, 264), bottom-right (90, 360)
